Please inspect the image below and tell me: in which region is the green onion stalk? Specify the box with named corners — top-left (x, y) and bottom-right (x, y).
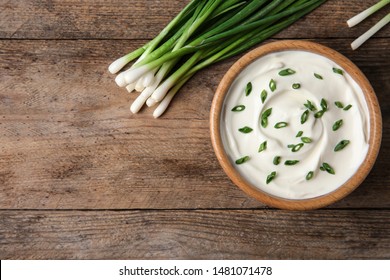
top-left (108, 0), bottom-right (327, 118)
top-left (347, 0), bottom-right (390, 50)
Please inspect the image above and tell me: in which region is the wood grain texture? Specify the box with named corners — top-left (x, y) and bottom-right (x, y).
top-left (1, 210), bottom-right (389, 259)
top-left (0, 0), bottom-right (389, 39)
top-left (0, 38), bottom-right (389, 210)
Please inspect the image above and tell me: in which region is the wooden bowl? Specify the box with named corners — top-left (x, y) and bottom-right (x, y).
top-left (210, 40), bottom-right (382, 210)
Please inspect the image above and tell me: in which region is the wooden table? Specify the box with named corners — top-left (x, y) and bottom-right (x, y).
top-left (0, 0), bottom-right (389, 259)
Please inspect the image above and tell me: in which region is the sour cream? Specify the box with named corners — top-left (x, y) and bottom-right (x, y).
top-left (221, 50), bottom-right (370, 199)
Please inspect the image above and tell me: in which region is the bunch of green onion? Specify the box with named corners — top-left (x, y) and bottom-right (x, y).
top-left (109, 0), bottom-right (327, 118)
top-left (347, 0), bottom-right (390, 50)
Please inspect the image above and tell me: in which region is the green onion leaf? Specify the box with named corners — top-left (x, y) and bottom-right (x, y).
top-left (279, 68), bottom-right (296, 76)
top-left (112, 0), bottom-right (330, 117)
top-left (258, 141), bottom-right (267, 153)
top-left (332, 119), bottom-right (343, 131)
top-left (266, 171), bottom-right (277, 184)
top-left (334, 140), bottom-right (350, 152)
top-left (314, 73), bottom-right (323, 80)
top-left (296, 131), bottom-right (304, 137)
top-left (245, 82), bottom-right (252, 96)
top-left (333, 67), bottom-right (344, 75)
top-left (238, 126), bottom-right (253, 133)
top-left (269, 79), bottom-right (276, 92)
top-left (301, 137), bottom-right (312, 143)
top-left (292, 83), bottom-right (301, 89)
top-left (235, 156), bottom-right (250, 165)
top-left (334, 101), bottom-right (344, 109)
top-left (285, 160), bottom-right (300, 166)
top-left (273, 156), bottom-right (281, 165)
top-left (322, 162), bottom-right (335, 174)
top-left (306, 171), bottom-right (314, 180)
top-left (292, 143), bottom-right (304, 152)
top-left (287, 144), bottom-right (295, 148)
top-left (344, 104), bottom-right (353, 111)
top-left (301, 110), bottom-right (310, 124)
top-left (274, 122), bottom-right (288, 129)
top-left (261, 90), bottom-right (267, 104)
top-left (231, 105), bottom-right (245, 112)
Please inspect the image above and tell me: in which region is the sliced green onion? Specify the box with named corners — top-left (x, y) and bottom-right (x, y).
top-left (258, 141), bottom-right (267, 153)
top-left (245, 82), bottom-right (252, 96)
top-left (296, 131), bottom-right (303, 137)
top-left (333, 67), bottom-right (344, 75)
top-left (261, 108), bottom-right (272, 128)
top-left (274, 122), bottom-right (288, 129)
top-left (269, 79), bottom-right (276, 92)
top-left (344, 104), bottom-right (353, 111)
top-left (304, 100), bottom-right (317, 112)
top-left (285, 160), bottom-right (299, 166)
top-left (306, 171), bottom-right (314, 180)
top-left (261, 119), bottom-right (268, 128)
top-left (279, 68), bottom-right (296, 76)
top-left (235, 156), bottom-right (250, 165)
top-left (261, 89), bottom-right (268, 104)
top-left (334, 140), bottom-right (350, 152)
top-left (322, 162), bottom-right (335, 175)
top-left (314, 110), bottom-right (325, 118)
top-left (332, 119), bottom-right (343, 131)
top-left (320, 98), bottom-right (328, 111)
top-left (301, 137), bottom-right (312, 143)
top-left (266, 171), bottom-right (277, 184)
top-left (334, 101), bottom-right (344, 108)
top-left (238, 126), bottom-right (253, 133)
top-left (273, 156), bottom-right (281, 165)
top-left (314, 73), bottom-right (323, 80)
top-left (262, 108), bottom-right (272, 118)
top-left (292, 143), bottom-right (304, 152)
top-left (232, 105), bottom-right (245, 112)
top-left (292, 83), bottom-right (301, 89)
top-left (301, 110), bottom-right (309, 124)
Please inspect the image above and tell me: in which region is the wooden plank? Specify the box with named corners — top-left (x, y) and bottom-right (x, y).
top-left (0, 38), bottom-right (389, 210)
top-left (0, 0), bottom-right (389, 39)
top-left (1, 210), bottom-right (389, 259)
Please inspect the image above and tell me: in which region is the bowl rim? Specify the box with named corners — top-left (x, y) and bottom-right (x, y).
top-left (210, 40), bottom-right (382, 210)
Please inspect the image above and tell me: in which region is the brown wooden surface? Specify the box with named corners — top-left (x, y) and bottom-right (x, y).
top-left (1, 210), bottom-right (389, 259)
top-left (0, 0), bottom-right (389, 259)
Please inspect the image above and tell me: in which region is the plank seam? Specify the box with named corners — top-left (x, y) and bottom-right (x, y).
top-left (0, 208), bottom-right (389, 212)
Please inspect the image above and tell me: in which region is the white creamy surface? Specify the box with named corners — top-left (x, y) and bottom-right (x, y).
top-left (221, 50), bottom-right (370, 199)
